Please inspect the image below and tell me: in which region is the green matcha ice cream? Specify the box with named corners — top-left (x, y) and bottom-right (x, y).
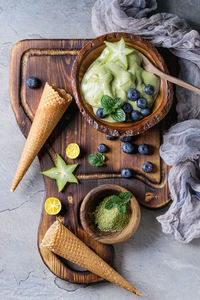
top-left (81, 38), bottom-right (160, 123)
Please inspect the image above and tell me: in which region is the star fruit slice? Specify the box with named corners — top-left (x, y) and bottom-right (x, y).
top-left (104, 38), bottom-right (134, 69)
top-left (41, 154), bottom-right (78, 192)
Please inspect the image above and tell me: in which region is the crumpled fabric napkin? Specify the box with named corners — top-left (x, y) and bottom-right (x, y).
top-left (92, 0), bottom-right (200, 243)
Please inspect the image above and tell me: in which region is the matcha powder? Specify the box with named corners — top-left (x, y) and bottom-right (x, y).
top-left (94, 196), bottom-right (131, 232)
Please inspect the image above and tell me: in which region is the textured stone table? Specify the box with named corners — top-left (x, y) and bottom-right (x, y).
top-left (1, 1), bottom-right (200, 299)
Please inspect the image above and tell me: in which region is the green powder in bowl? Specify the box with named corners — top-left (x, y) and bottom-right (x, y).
top-left (94, 196), bottom-right (131, 232)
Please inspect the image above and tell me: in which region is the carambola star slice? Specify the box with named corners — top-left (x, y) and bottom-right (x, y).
top-left (104, 38), bottom-right (134, 69)
top-left (41, 154), bottom-right (78, 192)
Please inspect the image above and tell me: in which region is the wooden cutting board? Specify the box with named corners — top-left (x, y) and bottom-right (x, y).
top-left (9, 39), bottom-right (175, 284)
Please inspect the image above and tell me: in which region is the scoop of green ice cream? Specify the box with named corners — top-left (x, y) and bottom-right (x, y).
top-left (81, 39), bottom-right (160, 123)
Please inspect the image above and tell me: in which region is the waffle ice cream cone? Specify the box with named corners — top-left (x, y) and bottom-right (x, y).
top-left (40, 221), bottom-right (141, 296)
top-left (11, 83), bottom-right (72, 192)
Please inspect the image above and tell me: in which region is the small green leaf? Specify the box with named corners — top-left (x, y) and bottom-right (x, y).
top-left (103, 107), bottom-right (113, 116)
top-left (111, 108), bottom-right (126, 122)
top-left (101, 95), bottom-right (114, 109)
top-left (109, 196), bottom-right (122, 207)
top-left (118, 204), bottom-right (126, 214)
top-left (113, 98), bottom-right (122, 109)
top-left (87, 153), bottom-right (105, 167)
top-left (105, 199), bottom-right (115, 210)
top-left (105, 196), bottom-right (120, 210)
top-left (104, 192), bottom-right (131, 213)
top-left (100, 95), bottom-right (124, 119)
top-left (119, 192), bottom-right (131, 203)
top-left (110, 195), bottom-right (120, 202)
top-left (101, 95), bottom-right (123, 116)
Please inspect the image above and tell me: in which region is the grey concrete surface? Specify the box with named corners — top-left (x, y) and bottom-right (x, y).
top-left (1, 1), bottom-right (200, 299)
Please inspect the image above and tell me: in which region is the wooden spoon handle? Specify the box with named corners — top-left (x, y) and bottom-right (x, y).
top-left (153, 68), bottom-right (200, 95)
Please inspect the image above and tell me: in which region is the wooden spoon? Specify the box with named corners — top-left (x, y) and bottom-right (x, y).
top-left (141, 53), bottom-right (200, 95)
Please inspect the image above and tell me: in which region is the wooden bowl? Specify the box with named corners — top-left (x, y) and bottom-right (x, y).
top-left (71, 32), bottom-right (173, 136)
top-left (80, 184), bottom-right (141, 244)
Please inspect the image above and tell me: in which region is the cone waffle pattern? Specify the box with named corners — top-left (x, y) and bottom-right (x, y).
top-left (11, 83), bottom-right (72, 191)
top-left (40, 221), bottom-right (141, 296)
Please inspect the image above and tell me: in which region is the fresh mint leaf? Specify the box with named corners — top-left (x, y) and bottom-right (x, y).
top-left (87, 153), bottom-right (105, 167)
top-left (103, 107), bottom-right (113, 116)
top-left (113, 98), bottom-right (122, 109)
top-left (99, 95), bottom-right (127, 122)
top-left (104, 192), bottom-right (131, 213)
top-left (111, 108), bottom-right (126, 122)
top-left (101, 95), bottom-right (123, 116)
top-left (105, 199), bottom-right (116, 210)
top-left (101, 95), bottom-right (114, 109)
top-left (110, 195), bottom-right (120, 203)
top-left (118, 204), bottom-right (126, 214)
top-left (105, 195), bottom-right (121, 210)
top-left (101, 95), bottom-right (115, 115)
top-left (119, 192), bottom-right (131, 203)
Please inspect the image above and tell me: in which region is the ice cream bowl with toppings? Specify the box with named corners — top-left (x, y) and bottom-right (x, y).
top-left (80, 184), bottom-right (141, 244)
top-left (71, 32), bottom-right (173, 136)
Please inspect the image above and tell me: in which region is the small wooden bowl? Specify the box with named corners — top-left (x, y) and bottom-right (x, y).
top-left (71, 32), bottom-right (173, 137)
top-left (80, 184), bottom-right (141, 244)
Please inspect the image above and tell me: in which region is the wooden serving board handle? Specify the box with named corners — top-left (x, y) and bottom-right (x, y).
top-left (9, 39), bottom-right (116, 284)
top-left (9, 39), bottom-right (171, 284)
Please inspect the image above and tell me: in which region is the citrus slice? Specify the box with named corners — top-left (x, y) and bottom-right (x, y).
top-left (44, 197), bottom-right (62, 215)
top-left (66, 143), bottom-right (80, 159)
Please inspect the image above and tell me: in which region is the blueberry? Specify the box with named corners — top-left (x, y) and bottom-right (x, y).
top-left (97, 143), bottom-right (108, 153)
top-left (26, 77), bottom-right (41, 89)
top-left (121, 168), bottom-right (132, 178)
top-left (120, 136), bottom-right (134, 142)
top-left (137, 98), bottom-right (147, 109)
top-left (144, 84), bottom-right (154, 95)
top-left (105, 135), bottom-right (117, 140)
top-left (142, 161), bottom-right (153, 173)
top-left (122, 142), bottom-right (137, 154)
top-left (96, 108), bottom-right (106, 119)
top-left (122, 102), bottom-right (133, 114)
top-left (141, 108), bottom-right (151, 117)
top-left (138, 144), bottom-right (150, 155)
top-left (131, 110), bottom-right (142, 121)
top-left (126, 89), bottom-right (139, 101)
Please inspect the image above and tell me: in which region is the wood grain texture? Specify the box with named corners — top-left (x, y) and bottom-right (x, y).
top-left (9, 39), bottom-right (174, 284)
top-left (80, 184), bottom-right (141, 244)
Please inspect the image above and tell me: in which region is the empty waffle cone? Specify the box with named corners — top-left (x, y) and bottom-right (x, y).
top-left (11, 83), bottom-right (72, 192)
top-left (40, 221), bottom-right (141, 296)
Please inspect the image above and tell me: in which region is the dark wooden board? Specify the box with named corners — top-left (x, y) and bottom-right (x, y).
top-left (10, 39), bottom-right (173, 284)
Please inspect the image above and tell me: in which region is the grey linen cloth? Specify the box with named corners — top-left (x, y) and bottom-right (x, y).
top-left (92, 0), bottom-right (200, 243)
